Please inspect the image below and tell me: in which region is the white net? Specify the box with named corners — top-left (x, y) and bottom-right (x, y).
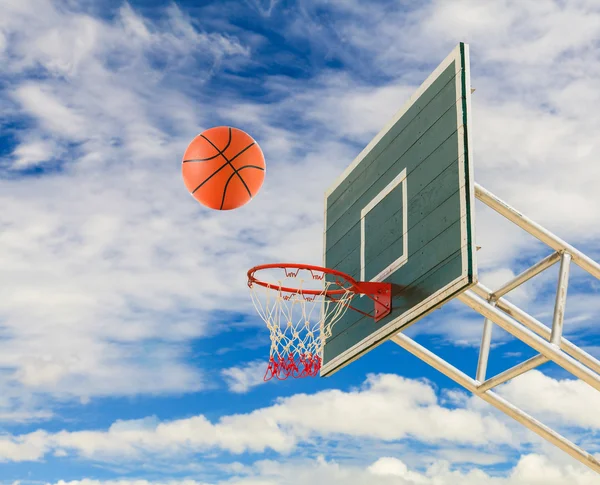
top-left (249, 269), bottom-right (355, 380)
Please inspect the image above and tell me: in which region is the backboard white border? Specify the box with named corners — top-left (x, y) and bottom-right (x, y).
top-left (322, 43), bottom-right (477, 377)
top-left (360, 168), bottom-right (408, 282)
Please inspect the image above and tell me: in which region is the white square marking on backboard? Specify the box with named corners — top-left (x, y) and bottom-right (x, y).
top-left (360, 167), bottom-right (408, 283)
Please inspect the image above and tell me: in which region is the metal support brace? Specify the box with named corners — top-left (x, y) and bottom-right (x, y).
top-left (391, 183), bottom-right (600, 474)
top-left (551, 252), bottom-right (571, 345)
top-left (459, 290), bottom-right (600, 392)
top-left (476, 309), bottom-right (494, 383)
top-left (475, 184), bottom-right (600, 279)
top-left (391, 333), bottom-right (600, 474)
top-left (471, 283), bottom-right (600, 375)
top-left (493, 251), bottom-right (561, 300)
top-left (477, 354), bottom-right (548, 393)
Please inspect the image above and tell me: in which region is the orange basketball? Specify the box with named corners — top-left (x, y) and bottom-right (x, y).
top-left (182, 126), bottom-right (266, 210)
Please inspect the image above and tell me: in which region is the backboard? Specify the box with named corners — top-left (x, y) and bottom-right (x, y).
top-left (321, 43), bottom-right (477, 377)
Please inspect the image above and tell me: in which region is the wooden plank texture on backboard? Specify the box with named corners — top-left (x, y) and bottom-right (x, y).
top-left (321, 43), bottom-right (476, 376)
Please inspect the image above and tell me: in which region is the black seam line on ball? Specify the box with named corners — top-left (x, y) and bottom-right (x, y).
top-left (183, 129), bottom-right (234, 163)
top-left (220, 165), bottom-right (265, 210)
top-left (234, 164), bottom-right (264, 171)
top-left (191, 140), bottom-right (257, 195)
top-left (183, 151), bottom-right (222, 163)
top-left (183, 155), bottom-right (219, 163)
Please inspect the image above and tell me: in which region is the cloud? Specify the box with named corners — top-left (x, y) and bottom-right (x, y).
top-left (0, 370), bottom-right (585, 478)
top-left (0, 430), bottom-right (50, 462)
top-left (13, 84), bottom-right (89, 140)
top-left (221, 359), bottom-right (268, 393)
top-left (508, 453), bottom-right (600, 485)
top-left (0, 374), bottom-right (517, 463)
top-left (47, 453), bottom-right (600, 485)
top-left (8, 138), bottom-right (60, 169)
top-left (244, 0), bottom-right (280, 18)
top-left (0, 0), bottom-right (259, 412)
top-left (494, 370), bottom-right (600, 430)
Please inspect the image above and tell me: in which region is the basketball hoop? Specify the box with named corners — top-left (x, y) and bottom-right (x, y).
top-left (247, 263), bottom-right (392, 381)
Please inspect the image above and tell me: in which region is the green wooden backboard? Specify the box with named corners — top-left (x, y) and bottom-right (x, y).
top-left (321, 43), bottom-right (477, 377)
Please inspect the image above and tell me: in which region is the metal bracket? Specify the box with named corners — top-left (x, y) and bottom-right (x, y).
top-left (354, 282), bottom-right (392, 322)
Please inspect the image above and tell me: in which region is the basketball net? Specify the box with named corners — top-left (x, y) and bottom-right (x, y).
top-left (248, 269), bottom-right (355, 380)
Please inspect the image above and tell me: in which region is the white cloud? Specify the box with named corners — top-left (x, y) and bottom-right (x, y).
top-left (9, 138), bottom-right (59, 169)
top-left (244, 0), bottom-right (280, 18)
top-left (0, 430), bottom-right (50, 462)
top-left (47, 453), bottom-right (600, 485)
top-left (301, 78), bottom-right (416, 141)
top-left (508, 453), bottom-right (600, 484)
top-left (495, 370), bottom-right (600, 430)
top-left (13, 84), bottom-right (89, 139)
top-left (0, 374), bottom-right (517, 463)
top-left (368, 457), bottom-right (427, 482)
top-left (221, 360), bottom-right (269, 393)
top-left (0, 0), bottom-right (258, 412)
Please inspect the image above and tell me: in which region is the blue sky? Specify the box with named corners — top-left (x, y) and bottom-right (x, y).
top-left (1, 0), bottom-right (600, 483)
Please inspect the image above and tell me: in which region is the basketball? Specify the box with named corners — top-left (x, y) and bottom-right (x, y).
top-left (182, 126), bottom-right (266, 210)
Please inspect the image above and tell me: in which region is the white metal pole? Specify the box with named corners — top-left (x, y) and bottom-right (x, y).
top-left (551, 252), bottom-right (571, 345)
top-left (493, 252), bottom-right (560, 300)
top-left (391, 332), bottom-right (600, 473)
top-left (477, 354), bottom-right (548, 393)
top-left (471, 283), bottom-right (600, 375)
top-left (476, 314), bottom-right (494, 382)
top-left (459, 288), bottom-right (600, 392)
top-left (475, 184), bottom-right (600, 280)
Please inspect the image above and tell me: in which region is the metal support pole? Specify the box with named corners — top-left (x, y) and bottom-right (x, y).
top-left (493, 252), bottom-right (560, 300)
top-left (459, 289), bottom-right (600, 392)
top-left (471, 283), bottom-right (600, 375)
top-left (391, 332), bottom-right (600, 473)
top-left (477, 354), bottom-right (548, 393)
top-left (551, 252), bottom-right (572, 345)
top-left (475, 184), bottom-right (600, 279)
top-left (476, 313), bottom-right (494, 382)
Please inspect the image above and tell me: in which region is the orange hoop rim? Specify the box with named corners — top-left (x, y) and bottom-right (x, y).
top-left (247, 263), bottom-right (360, 296)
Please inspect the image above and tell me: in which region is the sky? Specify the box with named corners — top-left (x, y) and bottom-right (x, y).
top-left (0, 0), bottom-right (600, 483)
